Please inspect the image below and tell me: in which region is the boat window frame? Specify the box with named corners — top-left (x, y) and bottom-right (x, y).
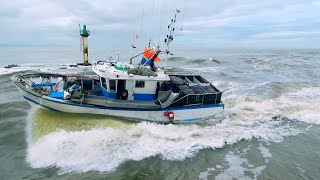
top-left (109, 79), bottom-right (117, 92)
top-left (135, 80), bottom-right (145, 88)
top-left (100, 77), bottom-right (107, 90)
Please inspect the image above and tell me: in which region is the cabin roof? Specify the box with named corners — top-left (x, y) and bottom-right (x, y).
top-left (93, 62), bottom-right (170, 81)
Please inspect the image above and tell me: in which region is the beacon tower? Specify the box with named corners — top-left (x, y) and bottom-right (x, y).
top-left (79, 24), bottom-right (90, 65)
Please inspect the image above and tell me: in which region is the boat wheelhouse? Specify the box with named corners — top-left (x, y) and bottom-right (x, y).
top-left (93, 61), bottom-right (170, 101)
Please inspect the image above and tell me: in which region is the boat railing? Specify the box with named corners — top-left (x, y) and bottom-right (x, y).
top-left (172, 91), bottom-right (222, 106)
top-left (96, 60), bottom-right (111, 64)
top-left (167, 71), bottom-right (201, 76)
top-left (157, 99), bottom-right (163, 106)
top-left (16, 75), bottom-right (31, 89)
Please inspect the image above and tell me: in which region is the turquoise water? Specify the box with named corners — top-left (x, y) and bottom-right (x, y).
top-left (1, 48), bottom-right (320, 179)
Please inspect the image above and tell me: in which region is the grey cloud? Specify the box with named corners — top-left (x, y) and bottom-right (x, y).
top-left (0, 0), bottom-right (319, 48)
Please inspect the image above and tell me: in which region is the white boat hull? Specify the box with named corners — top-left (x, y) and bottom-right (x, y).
top-left (18, 85), bottom-right (224, 123)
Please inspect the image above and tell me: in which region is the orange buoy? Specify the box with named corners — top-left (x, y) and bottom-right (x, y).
top-left (144, 48), bottom-right (160, 62)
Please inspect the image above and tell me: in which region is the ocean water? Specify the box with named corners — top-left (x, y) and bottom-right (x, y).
top-left (1, 47), bottom-right (320, 179)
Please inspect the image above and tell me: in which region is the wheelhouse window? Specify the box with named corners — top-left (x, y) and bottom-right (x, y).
top-left (101, 77), bottom-right (107, 89)
top-left (109, 80), bottom-right (116, 92)
top-left (135, 80), bottom-right (145, 88)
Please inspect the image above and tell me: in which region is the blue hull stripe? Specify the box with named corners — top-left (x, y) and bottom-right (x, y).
top-left (101, 87), bottom-right (116, 98)
top-left (181, 118), bottom-right (203, 122)
top-left (23, 96), bottom-right (59, 112)
top-left (43, 97), bottom-right (224, 111)
top-left (133, 93), bottom-right (156, 101)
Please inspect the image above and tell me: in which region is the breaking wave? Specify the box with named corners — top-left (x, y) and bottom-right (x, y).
top-left (24, 81), bottom-right (320, 174)
top-left (0, 63), bottom-right (91, 76)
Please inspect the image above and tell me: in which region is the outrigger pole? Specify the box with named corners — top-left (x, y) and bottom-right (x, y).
top-left (129, 9), bottom-right (181, 67)
top-left (164, 9), bottom-right (180, 72)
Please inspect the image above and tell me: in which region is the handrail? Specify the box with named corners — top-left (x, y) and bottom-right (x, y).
top-left (171, 91), bottom-right (222, 106)
top-left (172, 94), bottom-right (189, 104)
top-left (167, 72), bottom-right (201, 76)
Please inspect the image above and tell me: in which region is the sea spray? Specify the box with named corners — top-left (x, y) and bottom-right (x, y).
top-left (26, 109), bottom-right (304, 174)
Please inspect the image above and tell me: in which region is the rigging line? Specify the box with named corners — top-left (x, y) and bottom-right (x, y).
top-left (181, 0), bottom-right (187, 30)
top-left (151, 0), bottom-right (155, 41)
top-left (140, 8), bottom-right (144, 41)
top-left (158, 0), bottom-right (165, 44)
top-left (79, 24), bottom-right (82, 52)
top-left (130, 7), bottom-right (144, 59)
top-left (129, 32), bottom-right (135, 59)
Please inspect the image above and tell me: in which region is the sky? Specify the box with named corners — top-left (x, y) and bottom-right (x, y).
top-left (1, 0), bottom-right (320, 49)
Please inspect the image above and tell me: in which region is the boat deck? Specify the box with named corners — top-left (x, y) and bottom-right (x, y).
top-left (84, 94), bottom-right (161, 109)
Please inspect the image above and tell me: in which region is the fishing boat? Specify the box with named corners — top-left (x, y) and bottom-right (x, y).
top-left (11, 11), bottom-right (224, 123)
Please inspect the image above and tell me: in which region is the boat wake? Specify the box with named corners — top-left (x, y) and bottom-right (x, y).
top-left (24, 85), bottom-right (320, 174)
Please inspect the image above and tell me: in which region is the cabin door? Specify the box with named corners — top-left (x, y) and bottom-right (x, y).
top-left (126, 80), bottom-right (134, 100)
top-left (117, 80), bottom-right (127, 100)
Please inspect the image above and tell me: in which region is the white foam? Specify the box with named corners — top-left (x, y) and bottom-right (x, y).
top-left (258, 143), bottom-right (272, 163)
top-left (0, 63), bottom-right (90, 75)
top-left (277, 87), bottom-right (320, 124)
top-left (222, 84), bottom-right (320, 125)
top-left (215, 152), bottom-right (266, 180)
top-left (199, 143), bottom-right (271, 180)
top-left (182, 66), bottom-right (221, 73)
top-left (0, 65), bottom-right (42, 75)
top-left (216, 152), bottom-right (250, 180)
top-left (26, 113), bottom-right (302, 174)
top-left (199, 167), bottom-right (215, 180)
